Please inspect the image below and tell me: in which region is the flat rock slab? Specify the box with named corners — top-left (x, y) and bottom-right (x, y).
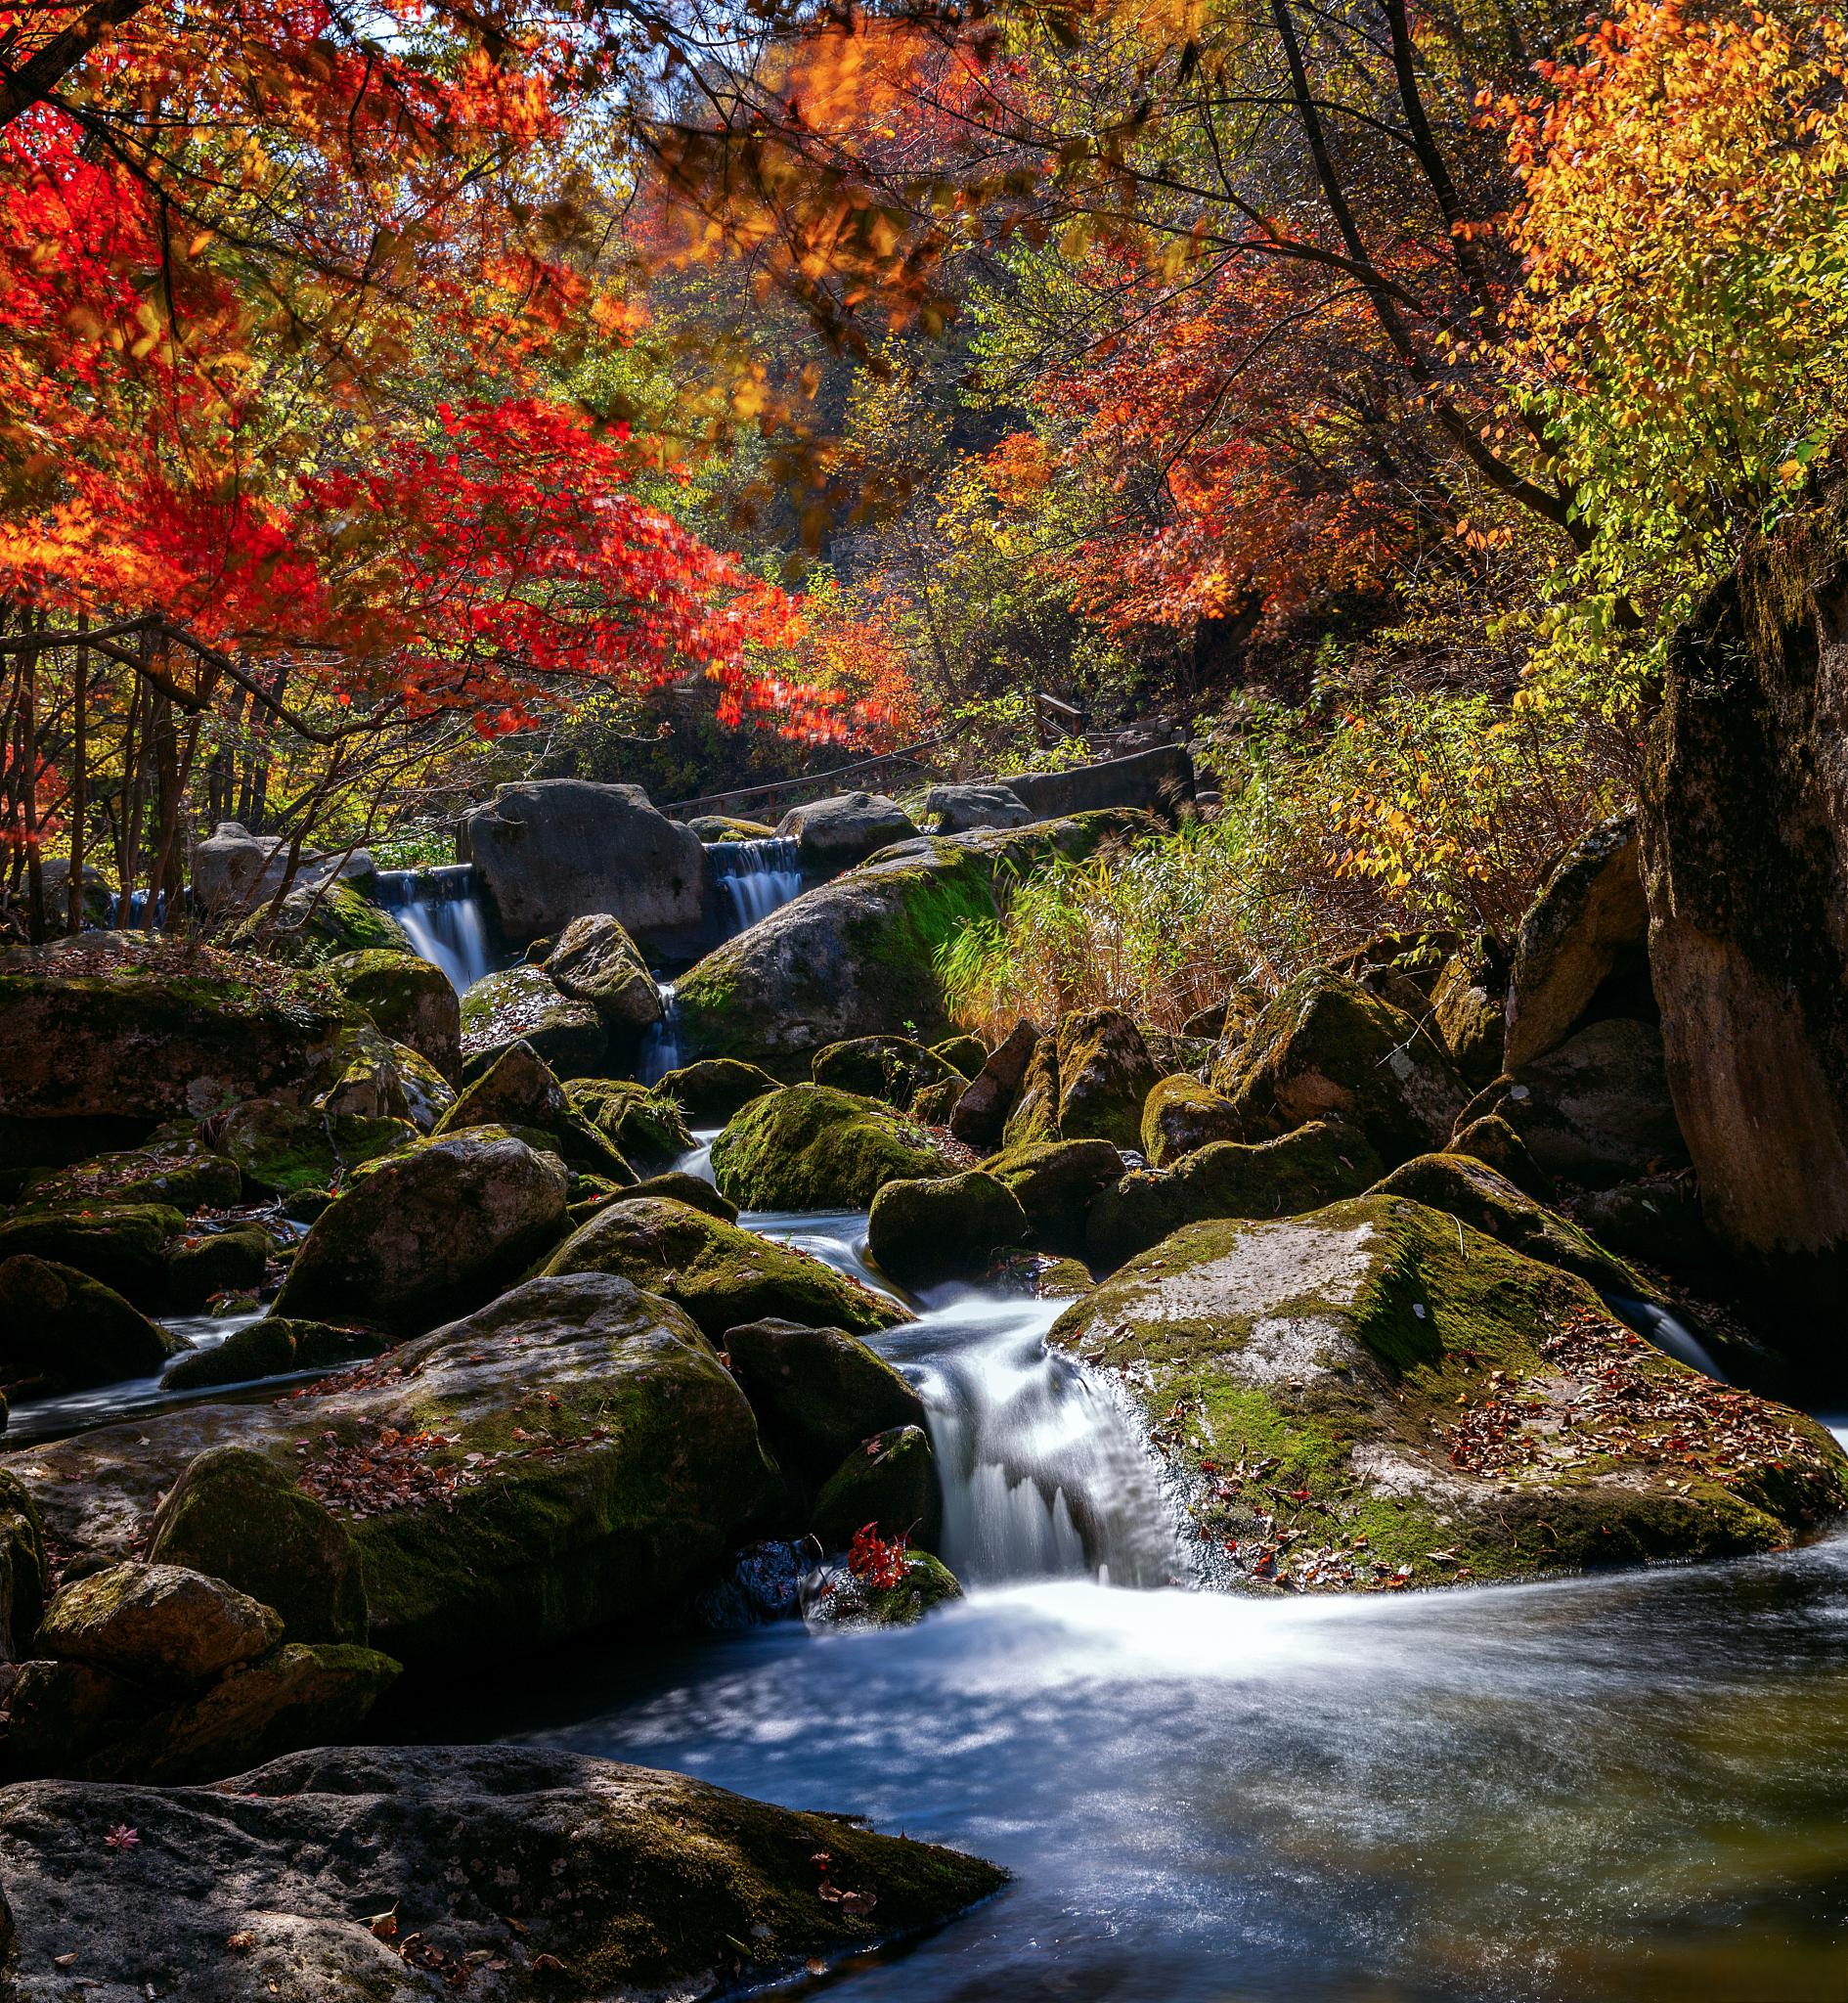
top-left (0, 1743), bottom-right (1006, 2000)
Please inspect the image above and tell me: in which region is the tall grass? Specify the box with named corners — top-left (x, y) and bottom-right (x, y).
top-left (937, 691), bottom-right (1632, 1041)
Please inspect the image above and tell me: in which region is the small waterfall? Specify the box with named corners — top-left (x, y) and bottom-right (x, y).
top-left (1605, 1292), bottom-right (1728, 1381)
top-left (374, 865), bottom-right (493, 992)
top-left (105, 888), bottom-right (168, 928)
top-left (710, 838), bottom-right (804, 935)
top-left (637, 980), bottom-right (682, 1087)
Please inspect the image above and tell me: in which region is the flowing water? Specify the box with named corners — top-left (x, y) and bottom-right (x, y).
top-left (5, 1307), bottom-right (271, 1445)
top-left (711, 836), bottom-right (807, 931)
top-left (374, 865), bottom-right (496, 992)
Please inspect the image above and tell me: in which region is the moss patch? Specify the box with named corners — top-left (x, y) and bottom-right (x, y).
top-left (712, 1084), bottom-right (958, 1212)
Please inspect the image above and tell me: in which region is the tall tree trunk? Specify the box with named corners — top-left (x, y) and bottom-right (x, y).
top-left (18, 609), bottom-right (44, 944)
top-left (66, 616), bottom-right (88, 934)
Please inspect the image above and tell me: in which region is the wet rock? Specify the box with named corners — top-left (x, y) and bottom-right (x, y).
top-left (654, 1056), bottom-right (778, 1123)
top-left (983, 1136), bottom-right (1124, 1259)
top-left (0, 1203), bottom-right (183, 1309)
top-left (950, 1018), bottom-right (1040, 1149)
top-left (543, 1196), bottom-right (905, 1341)
top-left (38, 1562), bottom-right (282, 1692)
top-left (434, 1043), bottom-right (634, 1181)
top-left (148, 1447), bottom-right (370, 1645)
top-left (711, 1085), bottom-right (957, 1211)
top-left (1504, 815), bottom-right (1649, 1072)
top-left (616, 1171), bottom-right (738, 1223)
top-left (217, 1094), bottom-right (418, 1202)
top-left (725, 1318), bottom-right (927, 1479)
top-left (776, 789), bottom-right (919, 868)
top-left (812, 1035), bottom-right (970, 1117)
top-left (1085, 1122), bottom-right (1383, 1271)
top-left (1054, 1194), bottom-right (1848, 1591)
top-left (274, 1128), bottom-right (569, 1332)
top-left (1211, 969), bottom-right (1467, 1167)
top-left (164, 1224), bottom-right (272, 1311)
top-left (544, 913), bottom-right (665, 1034)
top-left (811, 1425), bottom-right (942, 1551)
top-left (325, 949), bottom-right (462, 1078)
top-left (867, 1171), bottom-right (1028, 1286)
top-left (1141, 1075), bottom-right (1242, 1167)
top-left (0, 1255), bottom-right (182, 1392)
top-left (0, 1743), bottom-right (1006, 1996)
top-left (807, 1547), bottom-right (963, 1627)
top-left (921, 781), bottom-right (1032, 833)
top-left (20, 1137), bottom-right (241, 1216)
top-left (563, 1077), bottom-right (693, 1171)
top-left (462, 778), bottom-right (709, 943)
top-left (689, 813), bottom-right (777, 841)
top-left (160, 1317), bottom-right (382, 1392)
top-left (459, 965), bottom-right (607, 1078)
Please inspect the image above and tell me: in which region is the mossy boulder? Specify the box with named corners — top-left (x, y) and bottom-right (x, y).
top-left (654, 1056), bottom-right (778, 1123)
top-left (217, 1094), bottom-right (417, 1202)
top-left (38, 1562), bottom-right (282, 1692)
top-left (617, 1171), bottom-right (738, 1222)
top-left (147, 1447), bottom-right (370, 1644)
top-left (164, 1224), bottom-right (273, 1312)
top-left (811, 1424), bottom-right (942, 1551)
top-left (1054, 1194), bottom-right (1848, 1591)
top-left (564, 1077), bottom-right (694, 1170)
top-left (253, 878), bottom-right (412, 961)
top-left (0, 1472), bottom-right (48, 1659)
top-left (1140, 1075), bottom-right (1242, 1167)
top-left (725, 1317), bottom-right (927, 1480)
top-left (0, 1255), bottom-right (182, 1393)
top-left (951, 1019), bottom-right (1041, 1149)
top-left (1211, 969), bottom-right (1468, 1166)
top-left (0, 1743), bottom-right (1006, 1995)
top-left (314, 1022), bottom-right (456, 1132)
top-left (712, 1085), bottom-right (958, 1212)
top-left (812, 1035), bottom-right (970, 1118)
top-left (810, 1547), bottom-right (963, 1627)
top-left (867, 1171), bottom-right (1028, 1288)
top-left (274, 1128), bottom-right (570, 1332)
top-left (999, 1034), bottom-right (1061, 1148)
top-left (0, 1206), bottom-right (183, 1312)
top-left (20, 1138), bottom-right (241, 1216)
top-left (690, 813), bottom-right (777, 840)
top-left (1430, 939), bottom-right (1509, 1088)
top-left (544, 913), bottom-right (664, 1034)
top-left (982, 1137), bottom-right (1124, 1259)
top-left (542, 1196), bottom-right (906, 1342)
top-left (933, 1033), bottom-right (988, 1076)
top-left (1085, 1122), bottom-right (1384, 1271)
top-left (1450, 1111), bottom-right (1554, 1200)
top-left (459, 964), bottom-right (607, 1077)
top-left (160, 1317), bottom-right (382, 1392)
top-left (1050, 1008), bottom-right (1160, 1150)
top-left (434, 1043), bottom-right (635, 1181)
top-left (325, 949), bottom-right (461, 1078)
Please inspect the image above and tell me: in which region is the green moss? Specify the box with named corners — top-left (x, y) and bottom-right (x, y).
top-left (564, 1078), bottom-right (693, 1169)
top-left (0, 1204), bottom-right (185, 1310)
top-left (983, 1136), bottom-right (1124, 1259)
top-left (867, 1171), bottom-right (1028, 1286)
top-left (1140, 1075), bottom-right (1242, 1168)
top-left (711, 1085), bottom-right (956, 1211)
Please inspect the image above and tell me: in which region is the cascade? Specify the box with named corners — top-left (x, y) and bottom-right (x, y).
top-left (637, 980), bottom-right (682, 1086)
top-left (709, 838), bottom-right (805, 933)
top-left (374, 865), bottom-right (494, 992)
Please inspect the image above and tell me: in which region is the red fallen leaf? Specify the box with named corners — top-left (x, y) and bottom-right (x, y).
top-left (530, 1952), bottom-right (566, 1971)
top-left (104, 1823), bottom-right (139, 1850)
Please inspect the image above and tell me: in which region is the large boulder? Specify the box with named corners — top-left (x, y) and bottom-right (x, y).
top-left (1004, 743), bottom-right (1194, 819)
top-left (922, 781), bottom-right (1032, 832)
top-left (725, 1317), bottom-right (927, 1479)
top-left (983, 1136), bottom-right (1125, 1258)
top-left (1211, 969), bottom-right (1467, 1166)
top-left (19, 1136), bottom-right (241, 1215)
top-left (1430, 938), bottom-right (1510, 1088)
top-left (812, 1035), bottom-right (969, 1117)
top-left (0, 1743), bottom-right (1005, 1998)
top-left (217, 1095), bottom-right (417, 1204)
top-left (563, 1078), bottom-right (693, 1169)
top-left (544, 913), bottom-right (665, 1036)
top-left (459, 965), bottom-right (606, 1078)
top-left (37, 1562), bottom-right (281, 1693)
top-left (949, 1019), bottom-right (1040, 1148)
top-left (542, 1196), bottom-right (906, 1341)
top-left (1085, 1121), bottom-right (1384, 1271)
top-left (1504, 815), bottom-right (1649, 1072)
top-left (867, 1171), bottom-right (1028, 1287)
top-left (775, 789), bottom-right (918, 868)
top-left (159, 1315), bottom-right (382, 1391)
top-left (810, 1425), bottom-right (942, 1551)
top-left (654, 1056), bottom-right (778, 1123)
top-left (274, 1128), bottom-right (570, 1332)
top-left (1140, 1074), bottom-right (1242, 1167)
top-left (432, 1043), bottom-right (634, 1181)
top-left (0, 1255), bottom-right (182, 1393)
top-left (461, 779), bottom-right (709, 945)
top-left (711, 1085), bottom-right (958, 1212)
top-left (673, 815), bottom-right (1145, 1071)
top-left (16, 1274), bottom-right (779, 1669)
top-left (325, 949), bottom-right (462, 1078)
top-left (1047, 1009), bottom-right (1159, 1151)
top-left (1500, 1017), bottom-right (1689, 1187)
top-left (0, 1203), bottom-right (184, 1309)
top-left (1054, 1195), bottom-right (1848, 1590)
top-left (315, 1022), bottom-right (456, 1133)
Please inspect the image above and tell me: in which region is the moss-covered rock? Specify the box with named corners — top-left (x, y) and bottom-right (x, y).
top-left (616, 1171), bottom-right (738, 1222)
top-left (163, 1224), bottom-right (273, 1312)
top-left (812, 1035), bottom-right (970, 1118)
top-left (251, 878), bottom-right (413, 962)
top-left (1055, 1194), bottom-right (1848, 1591)
top-left (434, 1042), bottom-right (635, 1181)
top-left (1086, 1122), bottom-right (1384, 1271)
top-left (325, 948), bottom-right (462, 1078)
top-left (542, 1196), bottom-right (905, 1341)
top-left (1051, 1008), bottom-right (1160, 1150)
top-left (867, 1171), bottom-right (1028, 1287)
top-left (0, 1202), bottom-right (183, 1308)
top-left (725, 1317), bottom-right (926, 1481)
top-left (544, 913), bottom-right (664, 1034)
top-left (148, 1447), bottom-right (370, 1644)
top-left (0, 1255), bottom-right (182, 1392)
top-left (160, 1316), bottom-right (382, 1391)
top-left (38, 1561), bottom-right (282, 1692)
top-left (1450, 1111), bottom-right (1554, 1200)
top-left (1430, 939), bottom-right (1509, 1088)
top-left (0, 1743), bottom-right (1006, 1994)
top-left (999, 1034), bottom-right (1062, 1148)
top-left (712, 1085), bottom-right (958, 1213)
top-left (950, 1019), bottom-right (1041, 1149)
top-left (933, 1034), bottom-right (988, 1077)
top-left (1140, 1074), bottom-right (1242, 1167)
top-left (690, 813), bottom-right (778, 841)
top-left (810, 1425), bottom-right (942, 1551)
top-left (654, 1056), bottom-right (778, 1123)
top-left (460, 964), bottom-right (607, 1077)
top-left (20, 1138), bottom-right (242, 1216)
top-left (1212, 969), bottom-right (1468, 1166)
top-left (564, 1077), bottom-right (694, 1170)
top-left (274, 1127), bottom-right (570, 1332)
top-left (0, 1472), bottom-right (47, 1659)
top-left (982, 1137), bottom-right (1123, 1259)
top-left (314, 1022), bottom-right (456, 1133)
top-left (217, 1094), bottom-right (418, 1202)
top-left (810, 1547), bottom-right (963, 1627)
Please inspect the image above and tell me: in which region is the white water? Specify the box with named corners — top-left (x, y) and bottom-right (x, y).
top-left (374, 865), bottom-right (494, 992)
top-left (4, 1307), bottom-right (268, 1444)
top-left (636, 980), bottom-right (682, 1087)
top-left (710, 836), bottom-right (805, 931)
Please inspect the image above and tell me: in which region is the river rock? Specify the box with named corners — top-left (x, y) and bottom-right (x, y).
top-left (673, 816), bottom-right (1143, 1071)
top-left (1504, 814), bottom-right (1649, 1072)
top-left (1211, 969), bottom-right (1467, 1166)
top-left (37, 1562), bottom-right (282, 1692)
top-left (148, 1447), bottom-right (370, 1644)
top-left (867, 1171), bottom-right (1028, 1286)
top-left (544, 912), bottom-right (665, 1034)
top-left (0, 1474), bottom-right (48, 1660)
top-left (17, 1274), bottom-right (777, 1669)
top-left (19, 1136), bottom-right (241, 1215)
top-left (164, 1223), bottom-right (273, 1311)
top-left (459, 965), bottom-right (607, 1078)
top-left (1565, 1171), bottom-right (1712, 1273)
top-left (654, 1056), bottom-right (778, 1122)
top-left (689, 813), bottom-right (777, 840)
top-left (433, 1043), bottom-right (634, 1181)
top-left (564, 1077), bottom-right (693, 1167)
top-left (1141, 1075), bottom-right (1242, 1167)
top-left (1005, 743), bottom-right (1194, 820)
top-left (922, 781), bottom-right (1033, 832)
top-left (0, 1204), bottom-right (183, 1310)
top-left (983, 1136), bottom-right (1125, 1259)
top-left (712, 1085), bottom-right (957, 1211)
top-left (812, 1035), bottom-right (970, 1117)
top-left (1052, 1009), bottom-right (1160, 1150)
top-left (160, 1315), bottom-right (382, 1391)
top-left (776, 790), bottom-right (919, 868)
top-left (1500, 1017), bottom-right (1688, 1187)
top-left (326, 949), bottom-right (462, 1078)
top-left (315, 1021), bottom-right (456, 1132)
top-left (0, 1256), bottom-right (182, 1393)
top-left (811, 1424), bottom-right (942, 1551)
top-left (462, 779), bottom-right (709, 944)
top-left (1085, 1121), bottom-right (1384, 1271)
top-left (1054, 1193), bottom-right (1848, 1591)
top-left (1449, 1111), bottom-right (1554, 1200)
top-left (542, 1196), bottom-right (906, 1341)
top-left (217, 1094), bottom-right (418, 1203)
top-left (808, 1547), bottom-right (963, 1627)
top-left (274, 1128), bottom-right (570, 1332)
top-left (950, 1019), bottom-right (1041, 1148)
top-left (725, 1317), bottom-right (926, 1479)
top-left (0, 1742), bottom-right (1006, 1996)
top-left (616, 1171), bottom-right (738, 1222)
